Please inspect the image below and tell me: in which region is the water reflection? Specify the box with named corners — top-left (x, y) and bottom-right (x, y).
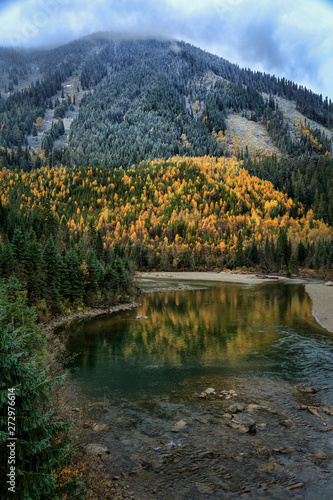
top-left (62, 283), bottom-right (332, 400)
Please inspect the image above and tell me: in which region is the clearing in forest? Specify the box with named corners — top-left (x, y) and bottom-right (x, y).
top-left (263, 93), bottom-right (333, 143)
top-left (225, 113), bottom-right (281, 157)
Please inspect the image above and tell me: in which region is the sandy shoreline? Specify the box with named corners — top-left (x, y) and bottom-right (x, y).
top-left (137, 270), bottom-right (304, 285)
top-left (305, 283), bottom-right (333, 333)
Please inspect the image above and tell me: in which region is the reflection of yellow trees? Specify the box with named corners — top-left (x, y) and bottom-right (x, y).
top-left (79, 285), bottom-right (314, 368)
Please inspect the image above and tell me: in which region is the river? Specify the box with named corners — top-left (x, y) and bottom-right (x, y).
top-left (60, 280), bottom-right (333, 499)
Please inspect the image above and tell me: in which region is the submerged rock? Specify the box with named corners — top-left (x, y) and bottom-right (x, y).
top-left (294, 383), bottom-right (317, 394)
top-left (227, 402), bottom-right (246, 414)
top-left (136, 315), bottom-right (149, 320)
top-left (257, 423), bottom-right (267, 430)
top-left (229, 414), bottom-right (256, 433)
top-left (92, 422), bottom-right (110, 432)
top-left (258, 461), bottom-right (279, 473)
top-left (195, 483), bottom-right (214, 495)
top-left (314, 452), bottom-right (329, 460)
top-left (273, 446), bottom-right (298, 454)
top-left (198, 387), bottom-right (216, 398)
top-left (84, 443), bottom-right (110, 456)
top-left (286, 483), bottom-right (304, 491)
top-left (171, 420), bottom-right (187, 432)
top-left (220, 389), bottom-right (238, 399)
top-left (280, 419), bottom-right (294, 428)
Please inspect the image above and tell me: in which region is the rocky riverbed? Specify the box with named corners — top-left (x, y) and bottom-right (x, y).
top-left (82, 376), bottom-right (333, 499)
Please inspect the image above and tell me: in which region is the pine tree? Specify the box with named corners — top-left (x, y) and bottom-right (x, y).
top-left (0, 278), bottom-right (84, 499)
top-left (24, 230), bottom-right (42, 304)
top-left (289, 253), bottom-right (299, 274)
top-left (297, 240), bottom-right (307, 265)
top-left (86, 249), bottom-right (105, 293)
top-left (63, 248), bottom-right (85, 302)
top-left (277, 229), bottom-right (292, 270)
top-left (235, 233), bottom-right (244, 267)
top-left (42, 237), bottom-right (62, 306)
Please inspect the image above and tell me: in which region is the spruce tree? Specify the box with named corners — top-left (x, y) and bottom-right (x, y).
top-left (42, 237), bottom-right (62, 306)
top-left (63, 248), bottom-right (85, 302)
top-left (0, 277), bottom-right (84, 499)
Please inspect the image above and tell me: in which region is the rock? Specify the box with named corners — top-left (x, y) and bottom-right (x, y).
top-left (273, 446), bottom-right (298, 454)
top-left (178, 284), bottom-right (192, 291)
top-left (294, 383), bottom-right (317, 394)
top-left (247, 404), bottom-right (260, 411)
top-left (324, 281), bottom-right (333, 286)
top-left (229, 414), bottom-right (256, 433)
top-left (314, 452), bottom-right (329, 460)
top-left (92, 422), bottom-right (110, 432)
top-left (195, 483), bottom-right (214, 495)
top-left (280, 419), bottom-right (294, 428)
top-left (227, 402), bottom-right (246, 414)
top-left (287, 483), bottom-right (304, 491)
top-left (72, 408), bottom-right (80, 412)
top-left (257, 423), bottom-right (267, 430)
top-left (222, 413), bottom-right (232, 419)
top-left (220, 389), bottom-right (237, 398)
top-left (171, 420), bottom-right (187, 432)
top-left (199, 387), bottom-right (216, 398)
top-left (136, 315), bottom-right (148, 320)
top-left (258, 461), bottom-right (278, 473)
top-left (84, 443), bottom-right (110, 456)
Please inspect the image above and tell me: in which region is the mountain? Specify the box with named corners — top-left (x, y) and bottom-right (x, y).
top-left (0, 34), bottom-right (332, 226)
top-left (0, 34), bottom-right (332, 279)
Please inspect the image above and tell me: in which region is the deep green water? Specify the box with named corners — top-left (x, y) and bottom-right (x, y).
top-left (61, 281), bottom-right (333, 499)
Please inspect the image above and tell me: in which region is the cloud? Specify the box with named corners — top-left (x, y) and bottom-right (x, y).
top-left (0, 0), bottom-right (332, 98)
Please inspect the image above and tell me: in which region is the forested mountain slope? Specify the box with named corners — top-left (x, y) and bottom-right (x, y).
top-left (0, 34), bottom-right (333, 226)
top-left (1, 35), bottom-right (332, 157)
top-left (1, 157), bottom-right (332, 277)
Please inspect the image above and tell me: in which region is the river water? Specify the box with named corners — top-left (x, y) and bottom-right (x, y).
top-left (61, 280), bottom-right (333, 499)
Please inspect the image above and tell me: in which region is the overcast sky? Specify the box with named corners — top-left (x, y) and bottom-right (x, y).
top-left (0, 0), bottom-right (332, 98)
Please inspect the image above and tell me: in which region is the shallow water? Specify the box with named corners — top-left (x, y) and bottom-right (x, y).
top-left (61, 281), bottom-right (333, 499)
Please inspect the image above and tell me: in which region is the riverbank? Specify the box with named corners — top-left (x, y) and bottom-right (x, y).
top-left (43, 300), bottom-right (138, 334)
top-left (137, 270), bottom-right (306, 285)
top-left (305, 283), bottom-right (333, 333)
top-left (43, 300), bottom-right (139, 499)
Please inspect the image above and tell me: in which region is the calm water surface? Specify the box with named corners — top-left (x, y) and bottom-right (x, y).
top-left (62, 281), bottom-right (333, 499)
